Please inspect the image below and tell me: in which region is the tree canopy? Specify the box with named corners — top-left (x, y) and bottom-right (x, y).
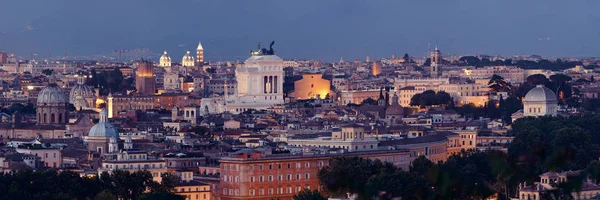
top-left (410, 90), bottom-right (452, 108)
top-left (0, 170), bottom-right (182, 200)
top-left (509, 116), bottom-right (600, 182)
top-left (293, 189), bottom-right (327, 200)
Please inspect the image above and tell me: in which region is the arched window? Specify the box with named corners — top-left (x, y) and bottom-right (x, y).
top-left (58, 113), bottom-right (62, 123)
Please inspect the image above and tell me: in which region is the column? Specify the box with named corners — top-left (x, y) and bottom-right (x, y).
top-left (269, 76), bottom-right (273, 93)
top-left (264, 76), bottom-right (267, 94)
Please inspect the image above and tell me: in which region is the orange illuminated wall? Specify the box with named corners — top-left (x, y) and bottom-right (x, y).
top-left (135, 60), bottom-right (155, 95)
top-left (293, 74), bottom-right (331, 100)
top-left (372, 61), bottom-right (382, 76)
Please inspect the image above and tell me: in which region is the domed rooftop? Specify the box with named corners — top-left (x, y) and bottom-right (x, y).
top-left (385, 104), bottom-right (404, 116)
top-left (524, 85), bottom-right (557, 102)
top-left (69, 75), bottom-right (94, 103)
top-left (182, 51), bottom-right (194, 62)
top-left (72, 96), bottom-right (90, 110)
top-left (37, 74), bottom-right (68, 106)
top-left (160, 51), bottom-right (171, 62)
top-left (88, 109), bottom-right (118, 138)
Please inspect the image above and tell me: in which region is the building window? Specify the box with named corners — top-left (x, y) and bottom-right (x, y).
top-left (305, 162), bottom-right (310, 168)
top-left (250, 176), bottom-right (255, 182)
top-left (268, 175), bottom-right (273, 182)
top-left (296, 174), bottom-right (301, 180)
top-left (287, 174), bottom-right (292, 180)
top-left (305, 173), bottom-right (310, 179)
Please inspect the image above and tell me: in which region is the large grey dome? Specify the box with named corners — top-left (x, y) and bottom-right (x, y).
top-left (70, 84), bottom-right (94, 102)
top-left (88, 109), bottom-right (118, 138)
top-left (37, 75), bottom-right (68, 106)
top-left (524, 85), bottom-right (557, 102)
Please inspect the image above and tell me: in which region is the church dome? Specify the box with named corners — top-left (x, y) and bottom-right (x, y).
top-left (524, 85), bottom-right (557, 102)
top-left (37, 75), bottom-right (68, 106)
top-left (89, 109), bottom-right (118, 138)
top-left (385, 104), bottom-right (404, 116)
top-left (182, 51), bottom-right (194, 66)
top-left (160, 51), bottom-right (171, 62)
top-left (69, 75), bottom-right (94, 103)
top-left (72, 96), bottom-right (90, 110)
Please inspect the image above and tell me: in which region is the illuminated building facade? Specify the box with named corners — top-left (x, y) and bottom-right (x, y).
top-left (107, 94), bottom-right (154, 118)
top-left (292, 73), bottom-right (331, 100)
top-left (217, 150), bottom-right (410, 200)
top-left (182, 51), bottom-right (195, 67)
top-left (371, 61), bottom-right (382, 76)
top-left (430, 47), bottom-right (442, 77)
top-left (37, 74), bottom-right (69, 125)
top-left (225, 48), bottom-right (284, 113)
top-left (159, 51), bottom-right (172, 67)
top-left (135, 59), bottom-right (155, 95)
top-left (196, 42), bottom-right (204, 65)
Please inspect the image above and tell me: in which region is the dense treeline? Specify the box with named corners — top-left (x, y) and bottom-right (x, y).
top-left (317, 151), bottom-right (504, 199)
top-left (456, 56), bottom-right (582, 71)
top-left (85, 68), bottom-right (135, 96)
top-left (316, 115), bottom-right (600, 199)
top-left (409, 90), bottom-right (452, 108)
top-left (0, 170), bottom-right (183, 200)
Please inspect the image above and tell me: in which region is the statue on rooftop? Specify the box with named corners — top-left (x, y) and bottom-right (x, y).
top-left (251, 41), bottom-right (276, 56)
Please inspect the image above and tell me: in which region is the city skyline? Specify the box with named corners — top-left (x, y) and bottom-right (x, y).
top-left (2, 0), bottom-right (600, 61)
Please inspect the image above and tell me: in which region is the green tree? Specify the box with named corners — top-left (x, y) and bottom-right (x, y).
top-left (149, 173), bottom-right (179, 193)
top-left (410, 156), bottom-right (435, 175)
top-left (488, 74), bottom-right (513, 93)
top-left (140, 192), bottom-right (185, 200)
top-left (360, 97), bottom-right (377, 105)
top-left (366, 170), bottom-right (429, 199)
top-left (410, 90), bottom-right (451, 108)
top-left (293, 189), bottom-right (327, 200)
top-left (94, 190), bottom-right (116, 200)
top-left (42, 69), bottom-right (54, 76)
top-left (318, 157), bottom-right (383, 198)
top-left (459, 56), bottom-right (481, 66)
top-left (423, 58), bottom-right (431, 67)
top-left (526, 74), bottom-right (549, 85)
top-left (189, 126), bottom-right (210, 137)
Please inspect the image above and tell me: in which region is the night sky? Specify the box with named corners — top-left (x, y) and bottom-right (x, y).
top-left (1, 0), bottom-right (600, 61)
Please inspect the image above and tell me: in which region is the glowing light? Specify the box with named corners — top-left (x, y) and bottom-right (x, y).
top-left (95, 98), bottom-right (105, 108)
